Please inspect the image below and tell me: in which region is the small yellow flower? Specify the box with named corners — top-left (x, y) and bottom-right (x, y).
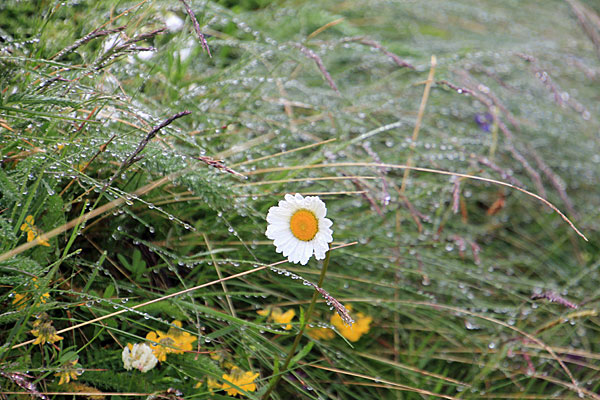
top-left (20, 215), bottom-right (35, 232)
top-left (55, 359), bottom-right (82, 385)
top-left (330, 304), bottom-right (372, 342)
top-left (146, 330), bottom-right (170, 362)
top-left (306, 326), bottom-right (335, 340)
top-left (221, 367), bottom-right (259, 397)
top-left (12, 293), bottom-right (28, 308)
top-left (39, 291), bottom-right (51, 303)
top-left (146, 320), bottom-right (196, 362)
top-left (257, 307), bottom-right (296, 330)
top-left (195, 377), bottom-right (222, 392)
top-left (167, 320), bottom-right (196, 350)
top-left (20, 215), bottom-right (50, 247)
top-left (12, 278), bottom-right (51, 309)
top-left (31, 318), bottom-right (63, 345)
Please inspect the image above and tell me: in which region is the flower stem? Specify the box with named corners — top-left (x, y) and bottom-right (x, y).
top-left (261, 249), bottom-right (331, 399)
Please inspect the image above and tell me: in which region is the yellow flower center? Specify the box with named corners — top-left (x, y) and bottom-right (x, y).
top-left (159, 337), bottom-right (176, 349)
top-left (289, 209), bottom-right (318, 241)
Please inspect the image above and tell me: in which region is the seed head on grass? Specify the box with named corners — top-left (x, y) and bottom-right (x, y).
top-left (330, 304), bottom-right (372, 342)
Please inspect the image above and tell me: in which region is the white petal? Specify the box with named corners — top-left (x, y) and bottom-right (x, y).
top-left (279, 201), bottom-right (296, 212)
top-left (298, 242), bottom-right (311, 265)
top-left (290, 241), bottom-right (303, 264)
top-left (316, 229), bottom-right (333, 244)
top-left (284, 193), bottom-right (295, 202)
top-left (306, 241), bottom-right (316, 262)
top-left (294, 242), bottom-right (308, 264)
top-left (273, 231), bottom-right (295, 250)
top-left (267, 206), bottom-right (291, 219)
top-left (267, 223), bottom-right (289, 234)
top-left (320, 217), bottom-right (333, 229)
top-left (314, 248), bottom-right (326, 260)
top-left (314, 203), bottom-right (326, 218)
top-left (313, 240), bottom-right (329, 258)
top-left (273, 211), bottom-right (293, 221)
top-left (282, 238), bottom-right (298, 260)
top-left (266, 225), bottom-right (288, 240)
top-left (267, 219), bottom-right (290, 231)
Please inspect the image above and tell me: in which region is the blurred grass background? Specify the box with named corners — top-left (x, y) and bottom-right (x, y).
top-left (0, 0), bottom-right (599, 398)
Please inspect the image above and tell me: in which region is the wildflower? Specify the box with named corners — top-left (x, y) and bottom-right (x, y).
top-left (122, 343), bottom-right (158, 373)
top-left (31, 317), bottom-right (63, 345)
top-left (146, 320), bottom-right (196, 362)
top-left (265, 194), bottom-right (333, 265)
top-left (257, 307), bottom-right (295, 330)
top-left (306, 326), bottom-right (335, 340)
top-left (330, 304), bottom-right (372, 342)
top-left (12, 278), bottom-right (51, 309)
top-left (20, 215), bottom-right (50, 247)
top-left (221, 367), bottom-right (259, 397)
top-left (12, 293), bottom-right (28, 308)
top-left (55, 359), bottom-right (82, 385)
top-left (195, 377), bottom-right (222, 392)
top-left (474, 112), bottom-right (494, 132)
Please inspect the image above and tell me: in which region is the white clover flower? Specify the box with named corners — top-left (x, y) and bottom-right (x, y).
top-left (265, 193), bottom-right (333, 265)
top-left (122, 343), bottom-right (158, 373)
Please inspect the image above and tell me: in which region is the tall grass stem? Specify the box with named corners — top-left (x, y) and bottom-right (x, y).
top-left (261, 248), bottom-right (332, 399)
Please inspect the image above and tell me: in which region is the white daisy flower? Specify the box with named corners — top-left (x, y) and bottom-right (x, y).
top-left (265, 193), bottom-right (333, 265)
top-left (122, 343), bottom-right (158, 373)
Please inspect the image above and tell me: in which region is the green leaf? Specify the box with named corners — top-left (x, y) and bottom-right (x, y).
top-left (103, 284), bottom-right (115, 299)
top-left (289, 341), bottom-right (314, 369)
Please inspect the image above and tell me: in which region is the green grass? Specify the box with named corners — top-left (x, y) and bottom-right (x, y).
top-left (0, 0), bottom-right (599, 399)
